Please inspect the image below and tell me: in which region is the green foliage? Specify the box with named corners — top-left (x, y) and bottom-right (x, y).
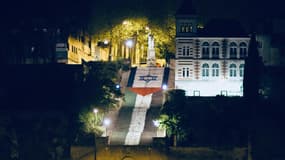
top-left (91, 16), bottom-right (176, 60)
top-left (160, 89), bottom-right (187, 141)
top-left (78, 109), bottom-right (104, 136)
top-left (77, 61), bottom-right (124, 137)
top-left (78, 61), bottom-right (123, 110)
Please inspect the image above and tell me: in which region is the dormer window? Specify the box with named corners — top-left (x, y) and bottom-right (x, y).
top-left (180, 23), bottom-right (193, 33)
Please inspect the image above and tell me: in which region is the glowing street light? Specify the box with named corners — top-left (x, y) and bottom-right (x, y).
top-left (103, 40), bottom-right (109, 45)
top-left (153, 119), bottom-right (160, 127)
top-left (162, 84), bottom-right (168, 90)
top-left (145, 26), bottom-right (150, 31)
top-left (125, 39), bottom-right (134, 48)
top-left (93, 108), bottom-right (98, 114)
top-left (123, 20), bottom-right (130, 25)
top-left (103, 118), bottom-right (111, 126)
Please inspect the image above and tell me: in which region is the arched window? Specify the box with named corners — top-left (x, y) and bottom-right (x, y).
top-left (212, 42), bottom-right (220, 59)
top-left (239, 64), bottom-right (244, 77)
top-left (212, 63), bottom-right (219, 77)
top-left (229, 42), bottom-right (237, 58)
top-left (202, 63), bottom-right (209, 77)
top-left (239, 42), bottom-right (247, 58)
top-left (229, 64), bottom-right (237, 77)
top-left (202, 42), bottom-right (210, 58)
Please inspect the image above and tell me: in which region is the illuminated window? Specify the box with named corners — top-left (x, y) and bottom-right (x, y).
top-left (212, 42), bottom-right (220, 59)
top-left (202, 63), bottom-right (209, 77)
top-left (187, 25), bottom-right (193, 32)
top-left (202, 42), bottom-right (210, 58)
top-left (181, 25), bottom-right (185, 32)
top-left (182, 67), bottom-right (190, 77)
top-left (230, 42), bottom-right (237, 58)
top-left (239, 42), bottom-right (247, 58)
top-left (212, 63), bottom-right (219, 77)
top-left (180, 23), bottom-right (193, 33)
top-left (239, 64), bottom-right (244, 77)
top-left (229, 64), bottom-right (237, 77)
top-left (185, 25), bottom-right (190, 32)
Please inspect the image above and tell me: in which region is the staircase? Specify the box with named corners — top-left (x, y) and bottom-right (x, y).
top-left (109, 67), bottom-right (170, 146)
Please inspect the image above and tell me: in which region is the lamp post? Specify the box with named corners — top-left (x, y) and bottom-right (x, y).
top-left (93, 108), bottom-right (98, 160)
top-left (125, 39), bottom-right (134, 65)
top-left (103, 118), bottom-right (111, 144)
top-left (153, 120), bottom-right (160, 137)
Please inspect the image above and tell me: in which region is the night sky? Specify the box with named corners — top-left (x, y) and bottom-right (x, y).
top-left (2, 0), bottom-right (285, 29)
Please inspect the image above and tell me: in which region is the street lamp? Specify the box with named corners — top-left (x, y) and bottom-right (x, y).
top-left (103, 40), bottom-right (109, 45)
top-left (93, 108), bottom-right (99, 125)
top-left (153, 120), bottom-right (160, 137)
top-left (125, 39), bottom-right (134, 65)
top-left (125, 39), bottom-right (134, 48)
top-left (153, 120), bottom-right (160, 127)
top-left (93, 108), bottom-right (98, 114)
top-left (162, 84), bottom-right (168, 90)
top-left (103, 118), bottom-right (111, 136)
top-left (93, 108), bottom-right (98, 160)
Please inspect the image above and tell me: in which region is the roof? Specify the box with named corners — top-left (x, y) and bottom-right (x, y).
top-left (271, 33), bottom-right (285, 47)
top-left (176, 0), bottom-right (196, 16)
top-left (199, 19), bottom-right (249, 37)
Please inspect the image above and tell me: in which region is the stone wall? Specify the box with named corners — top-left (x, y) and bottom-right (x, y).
top-left (71, 137), bottom-right (247, 160)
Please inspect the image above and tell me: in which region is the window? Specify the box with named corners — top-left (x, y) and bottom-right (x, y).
top-left (239, 64), bottom-right (244, 77)
top-left (229, 42), bottom-right (237, 58)
top-left (202, 63), bottom-right (209, 77)
top-left (221, 90), bottom-right (228, 96)
top-left (182, 46), bottom-right (186, 55)
top-left (229, 64), bottom-right (237, 77)
top-left (193, 90), bottom-right (200, 96)
top-left (186, 46), bottom-right (190, 56)
top-left (182, 46), bottom-right (190, 56)
top-left (212, 42), bottom-right (219, 59)
top-left (180, 23), bottom-right (193, 33)
top-left (239, 42), bottom-right (247, 58)
top-left (181, 25), bottom-right (185, 32)
top-left (182, 67), bottom-right (190, 78)
top-left (202, 42), bottom-right (210, 58)
top-left (212, 63), bottom-right (219, 77)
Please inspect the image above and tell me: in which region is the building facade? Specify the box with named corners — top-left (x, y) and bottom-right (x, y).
top-left (175, 1), bottom-right (250, 97)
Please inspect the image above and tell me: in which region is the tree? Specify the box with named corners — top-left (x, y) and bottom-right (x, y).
top-left (75, 61), bottom-right (123, 147)
top-left (159, 89), bottom-right (187, 146)
top-left (76, 61), bottom-right (123, 112)
top-left (78, 109), bottom-right (104, 136)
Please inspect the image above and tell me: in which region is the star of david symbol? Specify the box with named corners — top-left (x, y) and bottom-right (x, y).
top-left (139, 74), bottom-right (158, 83)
